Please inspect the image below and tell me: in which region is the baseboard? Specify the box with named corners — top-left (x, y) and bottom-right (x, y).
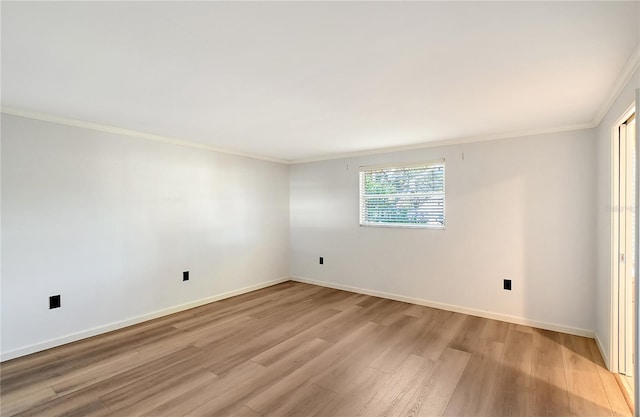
top-left (1, 276), bottom-right (290, 362)
top-left (291, 276), bottom-right (595, 338)
top-left (595, 332), bottom-right (612, 371)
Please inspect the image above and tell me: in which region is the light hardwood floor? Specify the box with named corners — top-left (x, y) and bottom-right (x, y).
top-left (0, 281), bottom-right (632, 417)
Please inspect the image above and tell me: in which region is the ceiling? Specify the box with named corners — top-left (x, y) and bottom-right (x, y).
top-left (2, 1), bottom-right (639, 162)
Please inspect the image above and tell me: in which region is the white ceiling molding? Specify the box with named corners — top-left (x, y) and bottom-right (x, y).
top-left (0, 107), bottom-right (289, 165)
top-left (3, 106), bottom-right (596, 166)
top-left (289, 122), bottom-right (595, 164)
top-left (592, 45), bottom-right (640, 127)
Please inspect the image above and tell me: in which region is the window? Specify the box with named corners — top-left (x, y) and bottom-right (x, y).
top-left (359, 160), bottom-right (445, 228)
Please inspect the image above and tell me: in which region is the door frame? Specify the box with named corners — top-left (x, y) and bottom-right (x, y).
top-left (611, 102), bottom-right (636, 377)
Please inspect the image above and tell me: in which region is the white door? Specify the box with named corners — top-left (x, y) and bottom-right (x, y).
top-left (619, 113), bottom-right (636, 377)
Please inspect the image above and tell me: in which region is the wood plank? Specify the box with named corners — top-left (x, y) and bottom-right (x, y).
top-left (246, 322), bottom-right (383, 415)
top-left (398, 347), bottom-right (470, 417)
top-left (448, 315), bottom-right (488, 354)
top-left (369, 311), bottom-right (438, 374)
top-left (480, 319), bottom-right (510, 344)
top-left (8, 346), bottom-right (202, 417)
top-left (0, 281), bottom-right (631, 417)
top-left (561, 333), bottom-right (615, 417)
top-left (528, 329), bottom-right (572, 417)
top-left (227, 405), bottom-right (262, 417)
top-left (442, 340), bottom-right (503, 417)
top-left (145, 338), bottom-right (333, 417)
top-left (263, 383), bottom-right (337, 417)
top-left (356, 354), bottom-right (434, 417)
top-left (147, 360), bottom-right (268, 417)
top-left (251, 305), bottom-right (362, 367)
top-left (103, 369), bottom-right (216, 416)
top-left (0, 386), bottom-right (58, 417)
top-left (51, 350), bottom-right (142, 395)
top-left (99, 365), bottom-right (214, 411)
top-left (203, 306), bottom-right (340, 374)
top-left (587, 340), bottom-right (633, 417)
top-left (313, 315), bottom-right (416, 393)
top-left (313, 367), bottom-right (389, 417)
top-left (414, 310), bottom-right (466, 361)
top-left (485, 324), bottom-right (533, 417)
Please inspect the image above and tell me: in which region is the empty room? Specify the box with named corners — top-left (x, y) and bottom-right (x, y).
top-left (1, 1), bottom-right (639, 416)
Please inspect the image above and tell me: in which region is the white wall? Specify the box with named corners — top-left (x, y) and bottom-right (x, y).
top-left (1, 114), bottom-right (290, 358)
top-left (290, 129), bottom-right (597, 333)
top-left (595, 69), bottom-right (639, 365)
top-left (1, 98), bottom-right (621, 359)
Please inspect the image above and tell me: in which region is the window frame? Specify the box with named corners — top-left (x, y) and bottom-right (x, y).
top-left (358, 159), bottom-right (446, 230)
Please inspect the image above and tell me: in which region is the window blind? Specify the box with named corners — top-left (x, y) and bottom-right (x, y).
top-left (359, 161), bottom-right (445, 228)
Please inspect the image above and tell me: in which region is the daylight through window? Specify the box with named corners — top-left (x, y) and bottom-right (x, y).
top-left (359, 161), bottom-right (445, 228)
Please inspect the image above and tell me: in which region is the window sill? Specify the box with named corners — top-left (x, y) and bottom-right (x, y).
top-left (359, 223), bottom-right (445, 230)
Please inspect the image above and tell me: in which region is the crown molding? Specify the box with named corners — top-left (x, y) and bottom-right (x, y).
top-left (592, 44), bottom-right (640, 127)
top-left (289, 122), bottom-right (595, 164)
top-left (0, 107), bottom-right (290, 164)
top-left (2, 107), bottom-right (596, 166)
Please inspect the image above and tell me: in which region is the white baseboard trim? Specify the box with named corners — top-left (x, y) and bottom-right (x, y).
top-left (595, 332), bottom-right (612, 371)
top-left (291, 276), bottom-right (595, 338)
top-left (1, 277), bottom-right (290, 362)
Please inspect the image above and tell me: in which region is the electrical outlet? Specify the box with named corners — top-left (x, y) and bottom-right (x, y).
top-left (49, 295), bottom-right (61, 309)
top-left (319, 257), bottom-right (324, 265)
top-left (183, 271), bottom-right (189, 281)
top-left (503, 279), bottom-right (512, 291)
